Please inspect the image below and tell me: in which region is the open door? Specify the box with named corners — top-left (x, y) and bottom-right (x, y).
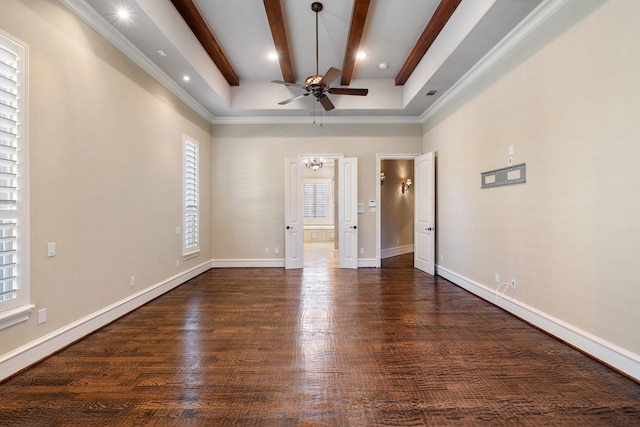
top-left (414, 152), bottom-right (435, 275)
top-left (338, 157), bottom-right (358, 269)
top-left (284, 157), bottom-right (304, 269)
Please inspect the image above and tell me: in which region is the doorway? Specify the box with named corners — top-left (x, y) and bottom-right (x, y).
top-left (376, 152), bottom-right (436, 273)
top-left (376, 154), bottom-right (419, 267)
top-left (379, 159), bottom-right (415, 264)
top-left (302, 158), bottom-right (338, 268)
top-left (284, 155), bottom-right (359, 269)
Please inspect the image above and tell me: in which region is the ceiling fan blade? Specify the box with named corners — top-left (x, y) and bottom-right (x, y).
top-left (317, 94), bottom-right (335, 111)
top-left (278, 93), bottom-right (310, 105)
top-left (271, 80), bottom-right (307, 89)
top-left (319, 67), bottom-right (341, 87)
top-left (328, 88), bottom-right (369, 96)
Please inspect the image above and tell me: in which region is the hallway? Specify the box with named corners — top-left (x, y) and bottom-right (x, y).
top-left (304, 241), bottom-right (338, 268)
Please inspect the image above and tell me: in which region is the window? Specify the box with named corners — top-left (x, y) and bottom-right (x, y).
top-left (303, 182), bottom-right (328, 218)
top-left (0, 30), bottom-right (32, 329)
top-left (183, 136), bottom-right (199, 258)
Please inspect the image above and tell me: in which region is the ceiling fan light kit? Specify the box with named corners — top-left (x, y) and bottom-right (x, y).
top-left (271, 2), bottom-right (369, 111)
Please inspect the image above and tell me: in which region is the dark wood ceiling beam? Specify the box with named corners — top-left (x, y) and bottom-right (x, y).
top-left (169, 0), bottom-right (240, 86)
top-left (395, 0), bottom-right (462, 86)
top-left (263, 0), bottom-right (295, 83)
top-left (340, 0), bottom-right (370, 86)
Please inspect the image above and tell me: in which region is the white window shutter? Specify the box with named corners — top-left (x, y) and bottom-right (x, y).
top-left (0, 30), bottom-right (30, 323)
top-left (303, 182), bottom-right (328, 218)
top-left (183, 138), bottom-right (199, 257)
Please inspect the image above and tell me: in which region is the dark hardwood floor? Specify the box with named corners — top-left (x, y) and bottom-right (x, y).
top-left (1, 254), bottom-right (638, 426)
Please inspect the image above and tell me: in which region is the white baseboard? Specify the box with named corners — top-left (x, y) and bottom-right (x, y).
top-left (9, 261), bottom-right (631, 383)
top-left (211, 259), bottom-right (285, 268)
top-left (0, 260), bottom-right (213, 382)
top-left (358, 258), bottom-right (377, 268)
top-left (211, 258), bottom-right (378, 268)
top-left (381, 244), bottom-right (414, 259)
top-left (436, 266), bottom-right (640, 382)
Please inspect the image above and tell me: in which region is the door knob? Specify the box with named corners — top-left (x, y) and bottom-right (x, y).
top-left (286, 226), bottom-right (293, 230)
top-left (350, 225), bottom-right (357, 229)
top-left (426, 227), bottom-right (434, 231)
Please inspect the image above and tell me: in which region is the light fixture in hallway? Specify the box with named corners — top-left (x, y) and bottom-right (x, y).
top-left (402, 178), bottom-right (412, 193)
top-left (304, 158), bottom-right (324, 171)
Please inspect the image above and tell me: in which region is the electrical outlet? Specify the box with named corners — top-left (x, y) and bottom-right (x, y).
top-left (265, 248), bottom-right (269, 254)
top-left (176, 260), bottom-right (180, 268)
top-left (130, 275), bottom-right (136, 287)
top-left (495, 273), bottom-right (500, 284)
top-left (360, 247), bottom-right (364, 255)
top-left (37, 308), bottom-right (46, 324)
top-left (511, 279), bottom-right (516, 290)
top-left (274, 247), bottom-right (280, 254)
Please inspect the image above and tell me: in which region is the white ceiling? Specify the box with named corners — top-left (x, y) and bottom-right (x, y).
top-left (62, 0), bottom-right (544, 123)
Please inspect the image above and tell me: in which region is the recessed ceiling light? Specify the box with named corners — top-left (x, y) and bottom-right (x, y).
top-left (182, 75), bottom-right (190, 82)
top-left (379, 63), bottom-right (388, 70)
top-left (116, 8), bottom-right (131, 20)
top-left (356, 52), bottom-right (367, 60)
top-left (268, 52), bottom-right (278, 60)
top-left (156, 49), bottom-right (167, 57)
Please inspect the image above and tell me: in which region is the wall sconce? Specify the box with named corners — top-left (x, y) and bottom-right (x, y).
top-left (380, 172), bottom-right (385, 185)
top-left (402, 179), bottom-right (412, 193)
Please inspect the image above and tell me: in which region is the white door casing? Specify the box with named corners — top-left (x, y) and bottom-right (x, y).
top-left (284, 157), bottom-right (304, 269)
top-left (414, 152), bottom-right (435, 275)
top-left (338, 157), bottom-right (358, 269)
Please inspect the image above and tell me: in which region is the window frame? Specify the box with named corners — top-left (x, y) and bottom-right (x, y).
top-left (303, 178), bottom-right (334, 226)
top-left (0, 29), bottom-right (32, 330)
top-left (303, 182), bottom-right (329, 218)
top-left (182, 135), bottom-right (199, 260)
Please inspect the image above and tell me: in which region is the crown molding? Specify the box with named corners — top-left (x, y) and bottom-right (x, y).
top-left (58, 0), bottom-right (216, 123)
top-left (57, 0), bottom-right (426, 126)
top-left (421, 0), bottom-right (570, 123)
top-left (210, 115), bottom-right (423, 126)
top-left (59, 0), bottom-right (569, 127)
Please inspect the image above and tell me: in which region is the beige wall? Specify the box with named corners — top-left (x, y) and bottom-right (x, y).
top-left (0, 0), bottom-right (212, 357)
top-left (380, 160), bottom-right (414, 253)
top-left (423, 0), bottom-right (640, 356)
top-left (210, 123), bottom-right (422, 260)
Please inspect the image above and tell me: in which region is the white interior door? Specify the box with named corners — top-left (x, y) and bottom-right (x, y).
top-left (338, 157), bottom-right (358, 269)
top-left (414, 152), bottom-right (435, 275)
top-left (284, 157), bottom-right (303, 269)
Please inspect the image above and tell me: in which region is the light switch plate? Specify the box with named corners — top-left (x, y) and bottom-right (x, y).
top-left (47, 243), bottom-right (56, 257)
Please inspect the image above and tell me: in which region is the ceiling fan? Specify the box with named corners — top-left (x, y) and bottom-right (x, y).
top-left (271, 2), bottom-right (369, 111)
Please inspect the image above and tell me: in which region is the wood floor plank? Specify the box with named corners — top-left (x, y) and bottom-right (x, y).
top-left (1, 254), bottom-right (638, 425)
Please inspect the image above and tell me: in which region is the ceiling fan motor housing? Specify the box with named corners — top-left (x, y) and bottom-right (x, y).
top-left (305, 75), bottom-right (323, 87)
